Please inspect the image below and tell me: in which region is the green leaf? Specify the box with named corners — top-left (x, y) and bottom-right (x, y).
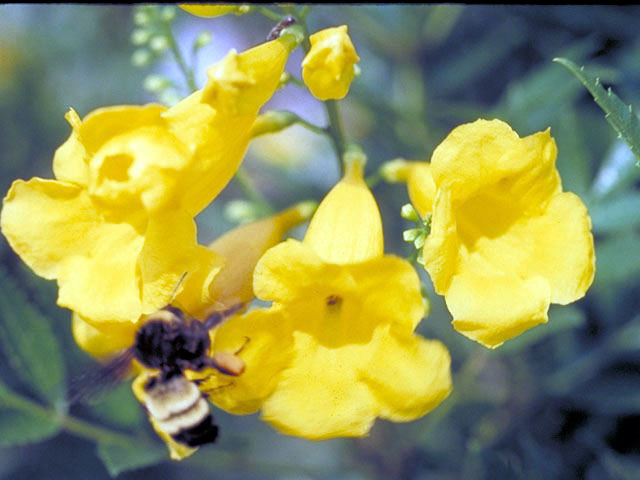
top-left (435, 20), bottom-right (527, 95)
top-left (495, 38), bottom-right (600, 133)
top-left (589, 192), bottom-right (640, 234)
top-left (0, 379), bottom-right (61, 446)
top-left (97, 440), bottom-right (167, 478)
top-left (0, 267), bottom-right (66, 406)
top-left (88, 382), bottom-right (144, 429)
top-left (553, 57), bottom-right (640, 165)
top-left (593, 232), bottom-right (640, 289)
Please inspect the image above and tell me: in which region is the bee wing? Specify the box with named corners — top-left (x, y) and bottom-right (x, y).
top-left (68, 348), bottom-right (135, 405)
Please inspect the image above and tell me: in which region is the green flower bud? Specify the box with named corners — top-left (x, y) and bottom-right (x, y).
top-left (149, 35), bottom-right (169, 53)
top-left (131, 29), bottom-right (151, 45)
top-left (194, 31), bottom-right (213, 50)
top-left (131, 48), bottom-right (152, 67)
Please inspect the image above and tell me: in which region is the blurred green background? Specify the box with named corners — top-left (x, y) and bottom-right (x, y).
top-left (1, 4), bottom-right (640, 479)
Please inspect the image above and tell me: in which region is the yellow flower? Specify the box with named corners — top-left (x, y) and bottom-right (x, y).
top-left (302, 25), bottom-right (360, 101)
top-left (71, 202), bottom-right (315, 359)
top-left (1, 36), bottom-right (296, 328)
top-left (191, 150), bottom-right (452, 439)
top-left (179, 4), bottom-right (249, 18)
top-left (401, 119), bottom-right (595, 348)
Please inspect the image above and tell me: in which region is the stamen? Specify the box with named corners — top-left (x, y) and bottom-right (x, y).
top-left (326, 294), bottom-right (342, 306)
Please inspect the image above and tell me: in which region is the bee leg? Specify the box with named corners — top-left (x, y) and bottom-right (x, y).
top-left (234, 336), bottom-right (251, 355)
top-left (203, 303), bottom-right (244, 329)
top-left (202, 382), bottom-right (235, 397)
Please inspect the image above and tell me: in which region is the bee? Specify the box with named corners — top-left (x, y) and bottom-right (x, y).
top-left (70, 303), bottom-right (245, 449)
top-left (267, 15), bottom-right (296, 41)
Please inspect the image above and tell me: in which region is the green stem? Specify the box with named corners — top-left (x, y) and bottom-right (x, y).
top-left (285, 72), bottom-right (306, 88)
top-left (365, 169), bottom-right (383, 188)
top-left (324, 100), bottom-right (348, 172)
top-left (257, 6), bottom-right (283, 21)
top-left (2, 388), bottom-right (142, 446)
top-left (292, 114), bottom-right (326, 136)
top-left (235, 166), bottom-right (274, 214)
top-left (298, 5), bottom-right (312, 19)
top-left (163, 23), bottom-right (197, 92)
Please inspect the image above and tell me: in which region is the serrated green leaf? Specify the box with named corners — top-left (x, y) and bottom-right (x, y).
top-left (554, 57), bottom-right (640, 165)
top-left (97, 440), bottom-right (167, 478)
top-left (0, 267), bottom-right (66, 406)
top-left (0, 378), bottom-right (61, 446)
top-left (589, 192), bottom-right (640, 234)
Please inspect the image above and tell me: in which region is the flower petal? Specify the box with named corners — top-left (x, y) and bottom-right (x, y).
top-left (422, 188), bottom-right (459, 294)
top-left (446, 269), bottom-right (551, 348)
top-left (407, 162), bottom-right (436, 217)
top-left (430, 119), bottom-right (560, 207)
top-left (1, 178), bottom-right (144, 322)
top-left (304, 156), bottom-right (383, 264)
top-left (203, 203), bottom-right (315, 312)
top-left (71, 313), bottom-right (136, 358)
top-left (351, 255), bottom-right (425, 331)
top-left (194, 308), bottom-right (294, 415)
top-left (52, 108), bottom-right (89, 186)
top-left (519, 192), bottom-right (595, 304)
top-left (140, 209), bottom-right (223, 316)
top-left (253, 239), bottom-right (328, 303)
top-left (261, 333), bottom-right (378, 439)
top-left (362, 326), bottom-right (452, 421)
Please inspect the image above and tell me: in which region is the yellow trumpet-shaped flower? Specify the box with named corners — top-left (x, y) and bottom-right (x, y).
top-left (302, 25), bottom-right (360, 101)
top-left (193, 150), bottom-right (452, 439)
top-left (399, 119), bottom-right (595, 348)
top-left (73, 203), bottom-right (315, 460)
top-left (1, 36), bottom-right (296, 327)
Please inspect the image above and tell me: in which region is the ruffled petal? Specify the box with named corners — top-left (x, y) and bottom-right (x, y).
top-left (362, 326), bottom-right (452, 421)
top-left (52, 109), bottom-right (89, 186)
top-left (422, 188), bottom-right (459, 294)
top-left (253, 239), bottom-right (328, 303)
top-left (261, 333), bottom-right (378, 439)
top-left (71, 313), bottom-right (136, 358)
top-left (192, 308), bottom-right (295, 415)
top-left (351, 255), bottom-right (425, 331)
top-left (519, 192), bottom-right (595, 304)
top-left (303, 155), bottom-right (383, 264)
top-left (140, 209), bottom-right (223, 316)
top-left (202, 203), bottom-right (315, 312)
top-left (406, 162), bottom-right (436, 217)
top-left (446, 268), bottom-right (551, 348)
top-left (430, 119), bottom-right (560, 206)
top-left (1, 178), bottom-right (144, 322)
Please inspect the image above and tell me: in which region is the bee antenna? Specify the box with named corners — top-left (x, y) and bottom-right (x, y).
top-left (204, 303), bottom-right (244, 329)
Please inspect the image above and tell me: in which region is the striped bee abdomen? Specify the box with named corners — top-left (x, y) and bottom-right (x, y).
top-left (144, 374), bottom-right (219, 447)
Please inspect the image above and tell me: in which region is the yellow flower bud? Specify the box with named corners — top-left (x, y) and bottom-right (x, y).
top-left (302, 25), bottom-right (360, 101)
top-left (179, 4), bottom-right (248, 18)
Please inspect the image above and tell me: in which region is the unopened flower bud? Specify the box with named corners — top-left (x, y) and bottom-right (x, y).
top-left (302, 25), bottom-right (360, 100)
